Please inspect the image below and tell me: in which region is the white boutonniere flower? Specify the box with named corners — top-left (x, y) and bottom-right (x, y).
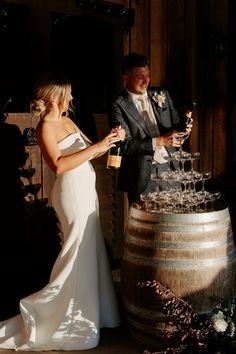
top-left (152, 90), bottom-right (166, 108)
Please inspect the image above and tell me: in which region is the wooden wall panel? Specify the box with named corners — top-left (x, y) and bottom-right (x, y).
top-left (129, 0), bottom-right (150, 54)
top-left (185, 0), bottom-right (199, 156)
top-left (2, 0), bottom-right (230, 181)
top-left (5, 0), bottom-right (228, 177)
top-left (198, 0), bottom-right (228, 178)
top-left (2, 0), bottom-right (232, 258)
top-left (150, 0), bottom-right (167, 86)
top-left (166, 0), bottom-right (188, 106)
top-left (210, 0), bottom-right (228, 178)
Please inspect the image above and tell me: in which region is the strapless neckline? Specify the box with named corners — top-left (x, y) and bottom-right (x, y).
top-left (58, 131), bottom-right (80, 144)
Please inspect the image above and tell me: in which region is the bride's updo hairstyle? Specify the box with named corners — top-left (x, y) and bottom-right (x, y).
top-left (31, 72), bottom-right (74, 117)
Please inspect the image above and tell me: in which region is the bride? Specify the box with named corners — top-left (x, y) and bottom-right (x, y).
top-left (0, 72), bottom-right (124, 351)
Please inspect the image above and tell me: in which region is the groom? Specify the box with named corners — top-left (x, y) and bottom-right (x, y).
top-left (108, 52), bottom-right (192, 205)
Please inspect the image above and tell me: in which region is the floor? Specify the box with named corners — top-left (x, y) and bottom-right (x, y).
top-left (0, 327), bottom-right (142, 354)
top-left (0, 326), bottom-right (142, 354)
top-left (0, 270), bottom-right (144, 354)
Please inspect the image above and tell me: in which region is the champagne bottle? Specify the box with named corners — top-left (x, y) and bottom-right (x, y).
top-left (176, 101), bottom-right (197, 132)
top-left (106, 124), bottom-right (123, 169)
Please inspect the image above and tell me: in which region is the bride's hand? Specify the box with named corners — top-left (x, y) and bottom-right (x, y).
top-left (111, 127), bottom-right (126, 141)
top-left (94, 132), bottom-right (121, 154)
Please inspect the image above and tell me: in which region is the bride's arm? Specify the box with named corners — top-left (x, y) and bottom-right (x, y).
top-left (77, 126), bottom-right (125, 160)
top-left (36, 121), bottom-right (119, 174)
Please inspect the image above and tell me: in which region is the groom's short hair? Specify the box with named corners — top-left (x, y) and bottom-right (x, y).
top-left (122, 53), bottom-right (150, 74)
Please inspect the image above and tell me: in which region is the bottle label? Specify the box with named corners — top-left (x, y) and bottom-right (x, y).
top-left (107, 155), bottom-right (122, 169)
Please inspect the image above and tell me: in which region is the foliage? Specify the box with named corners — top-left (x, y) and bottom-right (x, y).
top-left (138, 280), bottom-right (236, 354)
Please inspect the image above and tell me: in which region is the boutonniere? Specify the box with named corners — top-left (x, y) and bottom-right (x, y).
top-left (152, 90), bottom-right (166, 108)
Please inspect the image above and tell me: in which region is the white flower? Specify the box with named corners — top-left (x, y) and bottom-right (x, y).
top-left (213, 318), bottom-right (228, 332)
top-left (152, 90), bottom-right (166, 108)
top-left (212, 317), bottom-right (228, 333)
top-left (211, 310), bottom-right (225, 321)
top-left (211, 311), bottom-right (229, 332)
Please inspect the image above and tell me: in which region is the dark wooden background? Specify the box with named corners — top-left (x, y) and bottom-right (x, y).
top-left (2, 0), bottom-right (236, 260)
top-left (1, 0), bottom-right (234, 177)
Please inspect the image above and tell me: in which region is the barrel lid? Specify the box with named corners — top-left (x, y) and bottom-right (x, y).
top-left (130, 201), bottom-right (230, 224)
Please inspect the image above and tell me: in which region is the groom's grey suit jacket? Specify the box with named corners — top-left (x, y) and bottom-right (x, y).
top-left (108, 87), bottom-right (180, 199)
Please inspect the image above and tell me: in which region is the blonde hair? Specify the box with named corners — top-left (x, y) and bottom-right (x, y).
top-left (31, 72), bottom-right (74, 116)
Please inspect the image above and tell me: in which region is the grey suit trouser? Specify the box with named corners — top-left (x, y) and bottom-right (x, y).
top-left (128, 162), bottom-right (170, 206)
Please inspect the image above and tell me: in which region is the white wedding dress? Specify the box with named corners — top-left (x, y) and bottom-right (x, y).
top-left (0, 132), bottom-right (120, 351)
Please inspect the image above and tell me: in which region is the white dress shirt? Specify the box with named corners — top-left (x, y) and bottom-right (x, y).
top-left (127, 90), bottom-right (168, 164)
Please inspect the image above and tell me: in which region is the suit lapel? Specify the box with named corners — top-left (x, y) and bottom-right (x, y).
top-left (147, 91), bottom-right (161, 136)
top-left (120, 91), bottom-right (149, 135)
top-left (148, 91), bottom-right (162, 120)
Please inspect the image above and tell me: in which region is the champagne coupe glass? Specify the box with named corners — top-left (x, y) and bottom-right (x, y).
top-left (151, 172), bottom-right (161, 193)
top-left (209, 191), bottom-right (221, 211)
top-left (189, 152), bottom-right (200, 172)
top-left (21, 184), bottom-right (31, 198)
top-left (151, 160), bottom-right (163, 194)
top-left (194, 191), bottom-right (206, 213)
top-left (180, 151), bottom-right (191, 173)
top-left (29, 183), bottom-right (41, 201)
top-left (140, 193), bottom-right (150, 210)
top-left (174, 131), bottom-right (190, 155)
top-left (202, 191), bottom-right (213, 211)
top-left (179, 172), bottom-right (190, 192)
top-left (173, 150), bottom-right (190, 175)
top-left (191, 171), bottom-right (203, 192)
top-left (20, 167), bottom-right (36, 184)
top-left (163, 155), bottom-right (173, 171)
top-left (201, 171), bottom-right (211, 192)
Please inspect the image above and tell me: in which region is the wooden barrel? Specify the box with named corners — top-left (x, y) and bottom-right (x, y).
top-left (121, 203), bottom-right (236, 352)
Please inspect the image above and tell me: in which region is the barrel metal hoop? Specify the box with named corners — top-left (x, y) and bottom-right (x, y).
top-left (123, 249), bottom-right (236, 268)
top-left (128, 218), bottom-right (231, 232)
top-left (125, 232), bottom-right (235, 249)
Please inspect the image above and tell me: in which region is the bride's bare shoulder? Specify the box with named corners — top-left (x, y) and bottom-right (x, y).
top-left (36, 117), bottom-right (56, 136)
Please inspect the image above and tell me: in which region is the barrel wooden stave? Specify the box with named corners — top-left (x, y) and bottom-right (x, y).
top-left (121, 205), bottom-right (236, 351)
